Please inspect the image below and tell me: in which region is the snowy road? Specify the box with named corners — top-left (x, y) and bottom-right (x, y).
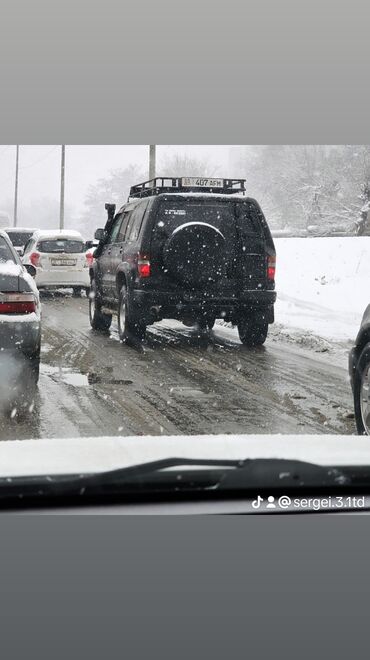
top-left (0, 293), bottom-right (356, 441)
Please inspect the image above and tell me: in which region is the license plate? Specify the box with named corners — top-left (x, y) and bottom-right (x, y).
top-left (51, 259), bottom-right (77, 266)
top-left (181, 177), bottom-right (223, 188)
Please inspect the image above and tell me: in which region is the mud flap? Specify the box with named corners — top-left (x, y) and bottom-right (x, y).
top-left (250, 306), bottom-right (274, 325)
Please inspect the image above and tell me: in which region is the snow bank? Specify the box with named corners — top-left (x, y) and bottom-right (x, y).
top-left (275, 237), bottom-right (370, 342)
top-left (0, 433), bottom-right (370, 476)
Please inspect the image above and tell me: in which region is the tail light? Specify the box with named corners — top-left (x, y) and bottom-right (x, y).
top-left (137, 253), bottom-right (151, 278)
top-left (267, 255), bottom-right (276, 281)
top-left (85, 251), bottom-right (94, 267)
top-left (0, 293), bottom-right (36, 314)
top-left (30, 252), bottom-right (41, 267)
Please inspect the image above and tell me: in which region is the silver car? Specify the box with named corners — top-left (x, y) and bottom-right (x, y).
top-left (0, 230), bottom-right (41, 383)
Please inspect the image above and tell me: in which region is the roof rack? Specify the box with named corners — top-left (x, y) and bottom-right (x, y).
top-left (129, 177), bottom-right (246, 200)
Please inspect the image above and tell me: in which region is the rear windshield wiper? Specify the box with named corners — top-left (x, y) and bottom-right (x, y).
top-left (0, 458), bottom-right (356, 506)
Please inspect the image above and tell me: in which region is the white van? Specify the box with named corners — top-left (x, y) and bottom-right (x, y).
top-left (22, 229), bottom-right (90, 294)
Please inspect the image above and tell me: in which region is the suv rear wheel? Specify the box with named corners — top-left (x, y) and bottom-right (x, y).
top-left (238, 317), bottom-right (268, 346)
top-left (89, 281), bottom-right (112, 331)
top-left (353, 342), bottom-right (370, 435)
top-left (118, 284), bottom-right (146, 341)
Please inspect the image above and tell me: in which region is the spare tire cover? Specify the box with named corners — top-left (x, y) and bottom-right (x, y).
top-left (162, 221), bottom-right (226, 288)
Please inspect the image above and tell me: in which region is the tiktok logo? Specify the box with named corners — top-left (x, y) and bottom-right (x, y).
top-left (252, 495), bottom-right (264, 509)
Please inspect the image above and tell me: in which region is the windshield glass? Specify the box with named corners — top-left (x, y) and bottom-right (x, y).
top-left (155, 199), bottom-right (262, 236)
top-left (37, 239), bottom-right (85, 253)
top-left (6, 231), bottom-right (34, 247)
top-left (0, 144), bottom-right (368, 510)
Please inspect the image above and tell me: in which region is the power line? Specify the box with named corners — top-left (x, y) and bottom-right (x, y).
top-left (0, 172), bottom-right (15, 187)
top-left (0, 146), bottom-right (61, 210)
top-left (19, 146), bottom-right (58, 170)
top-left (0, 146), bottom-right (10, 158)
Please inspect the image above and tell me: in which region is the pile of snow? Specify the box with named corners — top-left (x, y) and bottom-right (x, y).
top-left (0, 262), bottom-right (23, 276)
top-left (0, 433), bottom-right (369, 476)
top-left (275, 237), bottom-right (370, 342)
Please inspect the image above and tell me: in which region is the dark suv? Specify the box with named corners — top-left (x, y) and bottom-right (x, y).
top-left (89, 177), bottom-right (276, 345)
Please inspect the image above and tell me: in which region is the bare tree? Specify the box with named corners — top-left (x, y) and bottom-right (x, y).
top-left (157, 153), bottom-right (218, 178)
top-left (234, 145), bottom-right (370, 235)
top-left (79, 164), bottom-right (146, 237)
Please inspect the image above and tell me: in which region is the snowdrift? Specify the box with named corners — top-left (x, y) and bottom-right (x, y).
top-left (275, 237), bottom-right (370, 342)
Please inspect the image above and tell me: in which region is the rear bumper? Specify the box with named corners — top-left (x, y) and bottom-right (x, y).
top-left (133, 289), bottom-right (276, 321)
top-left (35, 268), bottom-right (90, 288)
top-left (0, 313), bottom-right (41, 357)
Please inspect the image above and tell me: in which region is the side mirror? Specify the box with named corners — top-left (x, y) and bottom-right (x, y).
top-left (94, 228), bottom-right (106, 242)
top-left (24, 264), bottom-right (36, 278)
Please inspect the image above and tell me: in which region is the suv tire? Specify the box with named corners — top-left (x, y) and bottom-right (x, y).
top-left (163, 223), bottom-right (226, 288)
top-left (89, 280), bottom-right (112, 331)
top-left (238, 318), bottom-right (268, 346)
top-left (30, 354), bottom-right (40, 384)
top-left (118, 284), bottom-right (146, 341)
top-left (25, 344), bottom-right (41, 386)
top-left (353, 342), bottom-right (370, 435)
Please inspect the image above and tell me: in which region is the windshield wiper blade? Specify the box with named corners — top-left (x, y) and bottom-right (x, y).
top-left (217, 458), bottom-right (348, 490)
top-left (0, 458), bottom-right (350, 504)
top-left (72, 457), bottom-right (347, 491)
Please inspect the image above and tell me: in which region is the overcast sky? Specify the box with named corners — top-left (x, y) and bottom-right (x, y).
top-left (0, 145), bottom-right (246, 222)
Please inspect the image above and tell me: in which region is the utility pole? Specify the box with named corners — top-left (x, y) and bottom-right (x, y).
top-left (149, 145), bottom-right (156, 181)
top-left (14, 145), bottom-right (19, 227)
top-left (60, 145), bottom-right (65, 230)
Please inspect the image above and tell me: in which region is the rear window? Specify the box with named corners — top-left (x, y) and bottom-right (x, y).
top-left (6, 231), bottom-right (34, 247)
top-left (37, 239), bottom-right (85, 254)
top-left (154, 199), bottom-right (263, 237)
top-left (0, 237), bottom-right (16, 263)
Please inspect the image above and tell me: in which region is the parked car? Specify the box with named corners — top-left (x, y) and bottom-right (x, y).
top-left (22, 229), bottom-right (90, 295)
top-left (349, 304), bottom-right (370, 434)
top-left (4, 227), bottom-right (38, 256)
top-left (89, 177), bottom-right (276, 344)
top-left (0, 230), bottom-right (41, 382)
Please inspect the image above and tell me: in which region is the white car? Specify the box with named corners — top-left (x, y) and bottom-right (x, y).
top-left (22, 229), bottom-right (90, 294)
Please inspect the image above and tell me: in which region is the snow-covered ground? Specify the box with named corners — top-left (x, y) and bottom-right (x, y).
top-left (274, 237), bottom-right (369, 344)
top-left (215, 237), bottom-right (369, 362)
